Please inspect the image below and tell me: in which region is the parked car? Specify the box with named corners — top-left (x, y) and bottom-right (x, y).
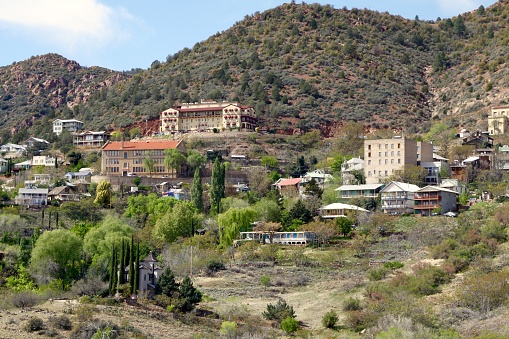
top-left (127, 172), bottom-right (137, 177)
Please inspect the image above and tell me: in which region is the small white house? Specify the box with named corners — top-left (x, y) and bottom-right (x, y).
top-left (320, 202), bottom-right (369, 219)
top-left (380, 181), bottom-right (420, 215)
top-left (53, 119), bottom-right (84, 136)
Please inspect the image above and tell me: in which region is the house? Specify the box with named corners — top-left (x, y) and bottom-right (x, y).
top-left (73, 130), bottom-right (110, 148)
top-left (335, 183), bottom-right (384, 201)
top-left (236, 231), bottom-right (316, 245)
top-left (14, 160), bottom-right (31, 171)
top-left (320, 202), bottom-right (369, 219)
top-left (440, 179), bottom-right (467, 196)
top-left (380, 181), bottom-right (420, 215)
top-left (0, 143), bottom-right (27, 157)
top-left (24, 137), bottom-right (50, 152)
top-left (53, 119), bottom-right (84, 136)
top-left (414, 186), bottom-right (459, 216)
top-left (450, 160), bottom-right (468, 182)
top-left (15, 187), bottom-right (49, 206)
top-left (136, 251), bottom-right (163, 295)
top-left (0, 158), bottom-right (7, 173)
top-left (101, 139), bottom-right (187, 177)
top-left (159, 100), bottom-right (257, 134)
top-left (48, 186), bottom-right (81, 202)
top-left (341, 158), bottom-right (364, 185)
top-left (273, 178), bottom-right (302, 197)
top-left (33, 174), bottom-right (51, 185)
top-left (31, 155), bottom-right (56, 167)
top-left (364, 137), bottom-right (433, 184)
top-left (420, 161), bottom-right (443, 185)
top-left (495, 145), bottom-right (509, 170)
top-left (488, 105), bottom-right (509, 135)
top-left (64, 169), bottom-right (94, 183)
top-left (462, 130), bottom-right (493, 149)
top-left (301, 169), bottom-right (333, 186)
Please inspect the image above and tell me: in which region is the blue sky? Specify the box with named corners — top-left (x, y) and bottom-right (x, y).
top-left (0, 0), bottom-right (497, 71)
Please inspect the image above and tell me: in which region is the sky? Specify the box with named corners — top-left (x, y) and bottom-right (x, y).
top-left (0, 0), bottom-right (499, 72)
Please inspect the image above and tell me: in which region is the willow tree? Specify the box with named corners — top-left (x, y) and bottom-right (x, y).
top-left (153, 201), bottom-right (202, 243)
top-left (218, 207), bottom-right (257, 247)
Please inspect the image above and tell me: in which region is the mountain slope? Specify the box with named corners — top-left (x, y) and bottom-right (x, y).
top-left (2, 2), bottom-right (509, 142)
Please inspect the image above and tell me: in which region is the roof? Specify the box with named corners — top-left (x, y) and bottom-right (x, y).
top-left (345, 158), bottom-right (364, 165)
top-left (73, 130), bottom-right (107, 136)
top-left (433, 153), bottom-right (448, 161)
top-left (102, 139), bottom-right (183, 151)
top-left (26, 137), bottom-right (50, 144)
top-left (274, 178), bottom-right (302, 187)
top-left (417, 186), bottom-right (459, 195)
top-left (48, 186), bottom-right (69, 195)
top-left (463, 156), bottom-right (480, 164)
top-left (335, 183), bottom-right (384, 191)
top-left (142, 251), bottom-right (158, 263)
top-left (320, 203), bottom-right (369, 212)
top-left (381, 181), bottom-right (420, 193)
top-left (53, 119), bottom-right (83, 123)
top-left (18, 188), bottom-right (49, 194)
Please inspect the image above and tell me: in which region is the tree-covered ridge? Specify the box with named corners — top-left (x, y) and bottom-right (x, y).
top-left (3, 2), bottom-right (509, 141)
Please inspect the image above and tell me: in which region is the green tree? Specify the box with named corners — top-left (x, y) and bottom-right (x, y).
top-left (210, 158), bottom-right (224, 214)
top-left (261, 155), bottom-right (279, 169)
top-left (143, 152), bottom-right (156, 178)
top-left (335, 217), bottom-right (353, 237)
top-left (178, 276), bottom-right (202, 311)
top-left (190, 168), bottom-right (203, 212)
top-left (253, 197), bottom-right (282, 223)
top-left (155, 266), bottom-right (179, 297)
top-left (218, 207), bottom-right (257, 247)
top-left (164, 149), bottom-right (186, 177)
top-left (153, 201), bottom-right (202, 243)
top-left (94, 180), bottom-right (111, 207)
top-left (187, 150), bottom-right (206, 173)
top-left (30, 229), bottom-right (83, 289)
top-left (304, 178), bottom-right (323, 198)
top-left (453, 14), bottom-right (467, 37)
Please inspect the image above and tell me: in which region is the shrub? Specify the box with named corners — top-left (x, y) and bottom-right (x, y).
top-left (260, 275), bottom-right (271, 288)
top-left (322, 310), bottom-right (338, 329)
top-left (367, 267), bottom-right (389, 281)
top-left (10, 291), bottom-right (40, 309)
top-left (384, 261), bottom-right (404, 270)
top-left (343, 297), bottom-right (362, 311)
top-left (206, 260), bottom-right (226, 272)
top-left (281, 317), bottom-right (299, 333)
top-left (49, 315), bottom-right (72, 330)
top-left (25, 317), bottom-right (44, 332)
top-left (219, 321), bottom-right (237, 337)
top-left (263, 299), bottom-right (296, 323)
top-left (455, 271), bottom-right (509, 314)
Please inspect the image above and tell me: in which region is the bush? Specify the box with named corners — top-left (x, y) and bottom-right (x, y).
top-left (206, 260), bottom-right (226, 272)
top-left (219, 321), bottom-right (237, 337)
top-left (25, 317), bottom-right (44, 332)
top-left (49, 315), bottom-right (72, 330)
top-left (260, 275), bottom-right (271, 288)
top-left (384, 261), bottom-right (404, 270)
top-left (322, 310), bottom-right (338, 329)
top-left (343, 297), bottom-right (362, 311)
top-left (367, 267), bottom-right (390, 281)
top-left (281, 317), bottom-right (299, 333)
top-left (10, 291), bottom-right (40, 309)
top-left (455, 271), bottom-right (509, 313)
top-left (263, 299), bottom-right (296, 323)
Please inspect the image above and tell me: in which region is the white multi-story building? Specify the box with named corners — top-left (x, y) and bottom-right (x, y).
top-left (53, 119), bottom-right (84, 136)
top-left (380, 181), bottom-right (420, 215)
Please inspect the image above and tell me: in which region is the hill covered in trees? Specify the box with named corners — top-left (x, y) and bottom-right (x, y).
top-left (3, 1), bottom-right (509, 141)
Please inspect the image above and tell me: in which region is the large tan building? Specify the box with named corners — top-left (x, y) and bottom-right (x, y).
top-left (364, 138), bottom-right (433, 184)
top-left (101, 139), bottom-right (186, 177)
top-left (159, 100), bottom-right (257, 134)
top-left (488, 105), bottom-right (509, 135)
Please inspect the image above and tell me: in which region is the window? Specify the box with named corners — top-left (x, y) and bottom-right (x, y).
top-left (379, 159), bottom-right (381, 165)
top-left (385, 159), bottom-right (388, 164)
top-left (385, 144), bottom-right (388, 149)
top-left (385, 152), bottom-right (388, 157)
top-left (397, 151), bottom-right (400, 156)
top-left (391, 151), bottom-right (394, 156)
top-left (398, 159), bottom-right (401, 164)
top-left (385, 170), bottom-right (388, 176)
top-left (398, 143), bottom-right (400, 148)
top-left (391, 159), bottom-right (394, 164)
top-left (379, 152), bottom-right (382, 157)
top-left (368, 160), bottom-right (371, 165)
top-left (391, 144), bottom-right (394, 149)
top-left (123, 152), bottom-right (128, 159)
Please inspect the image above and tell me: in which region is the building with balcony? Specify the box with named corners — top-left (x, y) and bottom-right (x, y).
top-left (335, 183), bottom-right (384, 201)
top-left (15, 187), bottom-right (49, 206)
top-left (320, 202), bottom-right (369, 219)
top-left (236, 231), bottom-right (316, 245)
top-left (488, 105), bottom-right (509, 135)
top-left (73, 131), bottom-right (109, 148)
top-left (31, 155), bottom-right (56, 167)
top-left (101, 139), bottom-right (186, 177)
top-left (364, 137), bottom-right (433, 184)
top-left (53, 119), bottom-right (84, 136)
top-left (341, 158), bottom-right (364, 185)
top-left (380, 181), bottom-right (420, 215)
top-left (159, 100), bottom-right (257, 134)
top-left (414, 186), bottom-right (458, 216)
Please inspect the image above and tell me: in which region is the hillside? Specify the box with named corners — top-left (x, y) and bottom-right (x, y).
top-left (2, 2), bottom-right (509, 141)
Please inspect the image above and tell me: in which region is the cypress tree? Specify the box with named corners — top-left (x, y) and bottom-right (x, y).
top-left (119, 240), bottom-right (125, 284)
top-left (125, 240), bottom-right (130, 271)
top-left (48, 212), bottom-right (52, 229)
top-left (134, 241), bottom-right (140, 295)
top-left (109, 245), bottom-right (115, 294)
top-left (129, 236), bottom-right (135, 295)
top-left (111, 247), bottom-right (118, 295)
top-left (55, 212), bottom-right (59, 228)
top-left (191, 168), bottom-right (203, 212)
top-left (219, 162), bottom-right (226, 199)
top-left (210, 158), bottom-right (222, 214)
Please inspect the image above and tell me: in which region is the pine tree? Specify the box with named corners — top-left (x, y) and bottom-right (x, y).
top-left (191, 168), bottom-right (203, 212)
top-left (178, 276), bottom-right (202, 312)
top-left (155, 266), bottom-right (179, 297)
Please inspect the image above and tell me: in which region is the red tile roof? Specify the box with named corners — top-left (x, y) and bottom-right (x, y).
top-left (102, 140), bottom-right (182, 151)
top-left (276, 178), bottom-right (302, 187)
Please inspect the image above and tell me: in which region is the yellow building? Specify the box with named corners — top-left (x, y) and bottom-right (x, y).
top-left (101, 139), bottom-right (186, 177)
top-left (159, 100), bottom-right (257, 134)
top-left (488, 105), bottom-right (509, 135)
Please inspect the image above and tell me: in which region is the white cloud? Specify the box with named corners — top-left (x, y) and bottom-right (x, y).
top-left (0, 0), bottom-right (133, 54)
top-left (435, 0), bottom-right (482, 16)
